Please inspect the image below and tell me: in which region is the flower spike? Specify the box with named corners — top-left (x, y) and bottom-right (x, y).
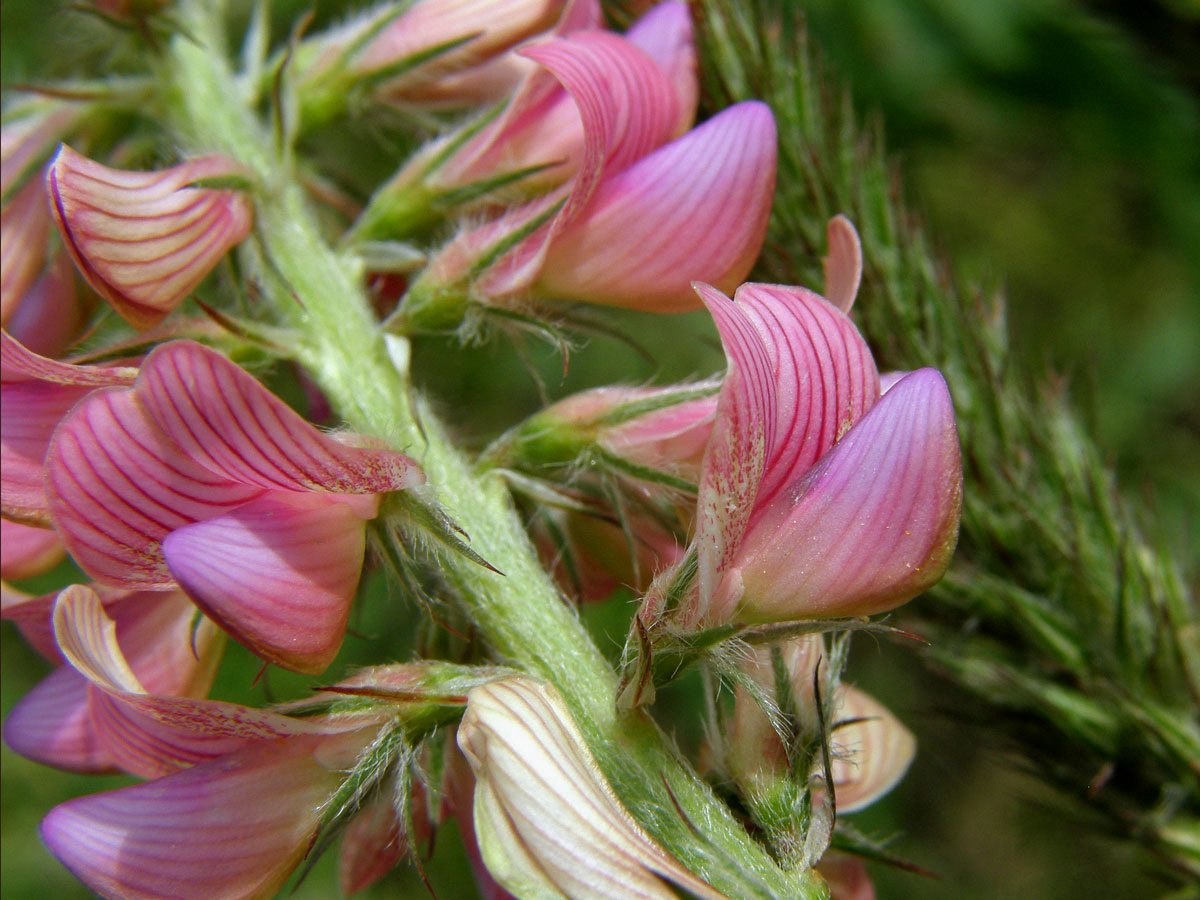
top-left (47, 146), bottom-right (254, 330)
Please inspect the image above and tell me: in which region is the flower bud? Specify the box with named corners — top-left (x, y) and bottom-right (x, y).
top-left (458, 676), bottom-right (731, 899)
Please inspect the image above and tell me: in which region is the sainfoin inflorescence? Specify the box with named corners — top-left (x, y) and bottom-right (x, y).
top-left (0, 3), bottom-right (970, 899)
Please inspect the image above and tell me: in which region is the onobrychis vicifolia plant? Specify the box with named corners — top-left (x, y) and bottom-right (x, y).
top-left (1, 1), bottom-right (1192, 898)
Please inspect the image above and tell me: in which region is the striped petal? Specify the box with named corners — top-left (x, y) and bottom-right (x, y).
top-left (690, 282), bottom-right (777, 622)
top-left (1, 328), bottom-right (137, 386)
top-left (1, 175), bottom-right (51, 316)
top-left (162, 492), bottom-right (368, 673)
top-left (624, 1), bottom-right (697, 136)
top-left (1, 331), bottom-right (136, 523)
top-left (535, 102), bottom-right (776, 311)
top-left (40, 731), bottom-right (358, 900)
top-left (729, 283), bottom-right (879, 512)
top-left (52, 585), bottom-right (327, 777)
top-left (459, 676), bottom-right (731, 900)
top-left (715, 368), bottom-right (962, 622)
top-left (445, 29), bottom-right (677, 202)
top-left (44, 386), bottom-right (263, 587)
top-left (138, 341), bottom-right (423, 494)
top-left (47, 145), bottom-right (253, 330)
top-left (830, 687), bottom-right (916, 814)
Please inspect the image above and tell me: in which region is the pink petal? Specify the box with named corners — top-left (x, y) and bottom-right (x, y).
top-left (354, 0), bottom-right (566, 83)
top-left (729, 283), bottom-right (879, 512)
top-left (47, 146), bottom-right (253, 330)
top-left (1, 328), bottom-right (137, 386)
top-left (162, 492), bottom-right (368, 672)
top-left (2, 378), bottom-right (101, 523)
top-left (52, 585), bottom-right (325, 777)
top-left (818, 854), bottom-right (876, 900)
top-left (3, 665), bottom-right (113, 772)
top-left (1, 104), bottom-right (80, 197)
top-left (472, 31), bottom-right (681, 297)
top-left (45, 386), bottom-right (262, 587)
top-left (821, 215), bottom-right (863, 314)
top-left (715, 368), bottom-right (962, 622)
top-left (1, 175), bottom-right (51, 316)
top-left (138, 341), bottom-right (423, 494)
top-left (691, 283), bottom-right (777, 622)
top-left (0, 581), bottom-right (61, 661)
top-left (40, 732), bottom-right (356, 900)
top-left (5, 253), bottom-right (89, 358)
top-left (534, 102), bottom-right (777, 311)
top-left (624, 1), bottom-right (697, 136)
top-left (0, 517), bottom-right (64, 580)
top-left (339, 790), bottom-right (406, 896)
top-left (1, 330), bottom-right (137, 522)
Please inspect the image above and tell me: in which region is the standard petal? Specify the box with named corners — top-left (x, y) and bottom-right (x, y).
top-left (45, 386), bottom-right (263, 587)
top-left (624, 1), bottom-right (698, 136)
top-left (534, 102), bottom-right (776, 311)
top-left (3, 665), bottom-right (113, 772)
top-left (40, 732), bottom-right (352, 900)
top-left (459, 676), bottom-right (731, 900)
top-left (2, 379), bottom-right (98, 522)
top-left (48, 146), bottom-right (253, 330)
top-left (730, 282), bottom-right (879, 511)
top-left (465, 31), bottom-right (681, 299)
top-left (718, 368), bottom-right (963, 622)
top-left (690, 283), bottom-right (776, 623)
top-left (138, 341), bottom-right (423, 494)
top-left (162, 492), bottom-right (368, 672)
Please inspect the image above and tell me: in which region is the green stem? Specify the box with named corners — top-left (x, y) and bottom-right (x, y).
top-left (164, 4), bottom-right (821, 897)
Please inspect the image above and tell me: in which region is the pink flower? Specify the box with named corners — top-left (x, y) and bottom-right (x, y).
top-left (2, 585), bottom-right (223, 775)
top-left (355, 2), bottom-right (694, 241)
top-left (298, 0), bottom-right (579, 122)
top-left (406, 95), bottom-right (776, 321)
top-left (48, 145), bottom-right (254, 330)
top-left (679, 280), bottom-right (962, 627)
top-left (35, 586), bottom-right (388, 900)
top-left (32, 587), bottom-right (474, 900)
top-left (438, 2), bottom-right (695, 194)
top-left (44, 340), bottom-right (424, 672)
top-left (1, 329), bottom-right (137, 527)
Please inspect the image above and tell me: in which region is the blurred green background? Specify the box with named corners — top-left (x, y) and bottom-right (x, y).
top-left (3, 0), bottom-right (1197, 898)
